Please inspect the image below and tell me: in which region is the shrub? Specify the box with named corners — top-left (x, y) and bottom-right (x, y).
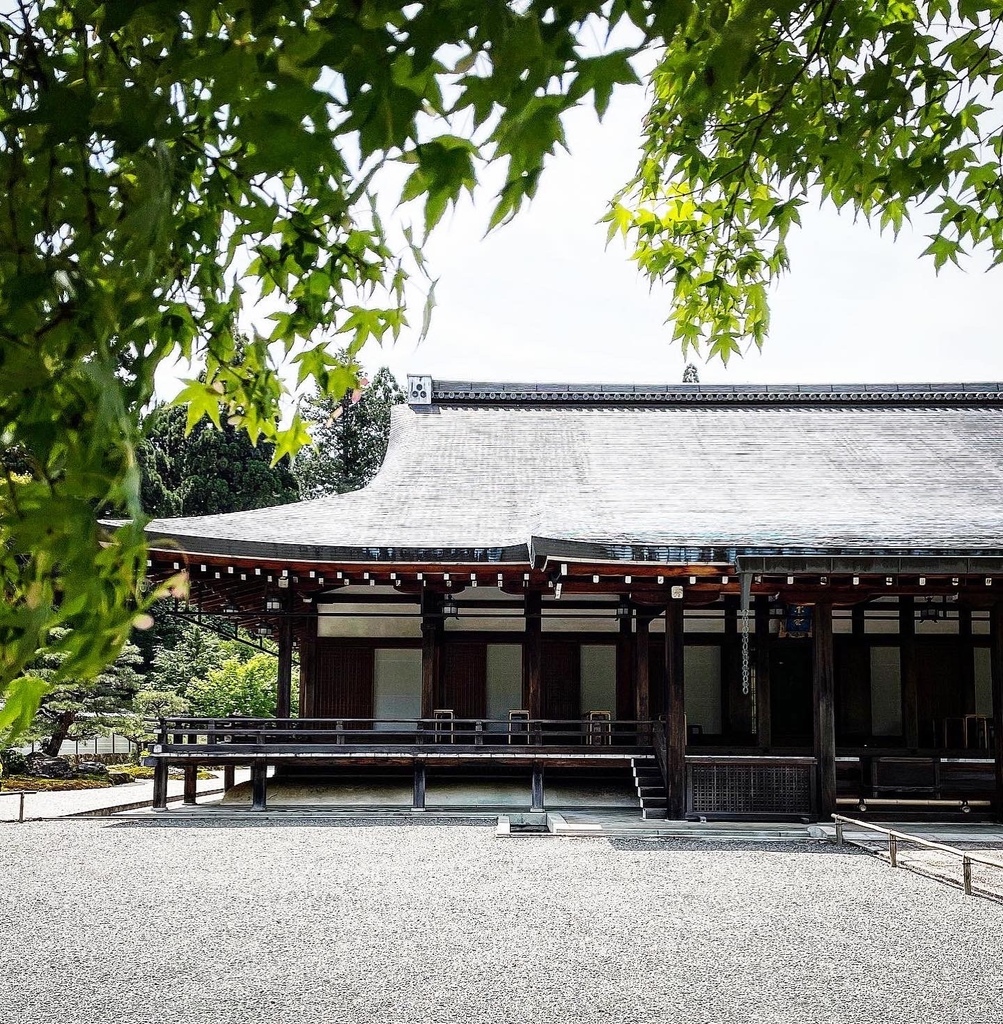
top-left (0, 748), bottom-right (28, 775)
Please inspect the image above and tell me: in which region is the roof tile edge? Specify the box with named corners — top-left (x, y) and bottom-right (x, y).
top-left (405, 376), bottom-right (1003, 407)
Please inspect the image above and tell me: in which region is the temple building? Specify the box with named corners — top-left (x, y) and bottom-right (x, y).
top-left (143, 378), bottom-right (1003, 821)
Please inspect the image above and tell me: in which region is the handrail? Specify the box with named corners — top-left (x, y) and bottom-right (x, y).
top-left (652, 727), bottom-right (667, 785)
top-left (832, 813), bottom-right (1003, 896)
top-left (149, 716), bottom-right (655, 748)
top-left (0, 789), bottom-right (37, 823)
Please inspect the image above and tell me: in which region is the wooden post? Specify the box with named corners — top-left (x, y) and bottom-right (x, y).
top-left (421, 593), bottom-right (442, 720)
top-left (182, 764), bottom-right (197, 805)
top-left (990, 602), bottom-right (1003, 821)
top-left (530, 762), bottom-right (545, 811)
top-left (223, 765), bottom-right (235, 792)
top-left (276, 587), bottom-right (295, 719)
top-left (960, 605), bottom-right (976, 712)
top-left (664, 600), bottom-right (686, 819)
top-left (755, 595), bottom-right (772, 751)
top-left (900, 597), bottom-right (919, 749)
top-left (813, 602), bottom-right (837, 820)
top-left (250, 762), bottom-right (268, 811)
top-left (412, 761), bottom-right (427, 811)
top-left (615, 612), bottom-right (633, 732)
top-left (634, 609), bottom-right (651, 741)
top-left (152, 759), bottom-right (168, 810)
top-left (524, 592), bottom-right (542, 721)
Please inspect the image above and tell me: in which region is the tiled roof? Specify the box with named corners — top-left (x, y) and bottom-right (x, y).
top-left (145, 382), bottom-right (1003, 566)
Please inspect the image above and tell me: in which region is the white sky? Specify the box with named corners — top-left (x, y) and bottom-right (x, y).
top-left (355, 82), bottom-right (1003, 387)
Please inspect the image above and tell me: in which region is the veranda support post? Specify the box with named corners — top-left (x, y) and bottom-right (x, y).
top-left (250, 762), bottom-right (268, 811)
top-left (276, 586), bottom-right (294, 719)
top-left (524, 592), bottom-right (542, 723)
top-left (755, 595), bottom-right (772, 751)
top-left (664, 600), bottom-right (685, 819)
top-left (813, 602), bottom-right (837, 820)
top-left (412, 761), bottom-right (427, 811)
top-left (152, 758), bottom-right (168, 810)
top-left (420, 592), bottom-right (442, 719)
top-left (900, 597), bottom-right (919, 749)
top-left (634, 608), bottom-right (652, 744)
top-left (991, 602), bottom-right (1003, 822)
top-left (531, 762), bottom-right (545, 812)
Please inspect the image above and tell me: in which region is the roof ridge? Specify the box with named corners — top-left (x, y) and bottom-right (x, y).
top-left (406, 376), bottom-right (1003, 408)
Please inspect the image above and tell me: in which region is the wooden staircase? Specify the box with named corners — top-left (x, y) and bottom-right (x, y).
top-left (632, 758), bottom-right (667, 820)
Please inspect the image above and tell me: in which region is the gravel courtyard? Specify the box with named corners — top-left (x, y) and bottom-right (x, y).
top-left (1, 819), bottom-right (1000, 1024)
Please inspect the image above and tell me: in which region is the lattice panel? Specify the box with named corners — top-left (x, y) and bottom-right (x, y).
top-left (689, 764), bottom-right (813, 815)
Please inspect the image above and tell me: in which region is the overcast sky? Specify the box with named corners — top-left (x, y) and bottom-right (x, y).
top-left (350, 82), bottom-right (1003, 388)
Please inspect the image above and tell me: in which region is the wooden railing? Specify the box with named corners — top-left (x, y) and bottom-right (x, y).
top-left (833, 814), bottom-right (1003, 896)
top-left (149, 716), bottom-right (656, 750)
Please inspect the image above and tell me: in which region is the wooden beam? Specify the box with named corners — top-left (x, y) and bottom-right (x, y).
top-left (991, 602), bottom-right (1003, 822)
top-left (664, 600), bottom-right (686, 819)
top-left (524, 591), bottom-right (542, 720)
top-left (813, 602), bottom-right (837, 820)
top-left (755, 595), bottom-right (771, 751)
top-left (900, 597), bottom-right (919, 749)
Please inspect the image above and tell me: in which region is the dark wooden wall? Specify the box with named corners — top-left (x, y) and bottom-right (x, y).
top-left (307, 640), bottom-right (374, 719)
top-left (439, 641), bottom-right (487, 717)
top-left (541, 640), bottom-right (580, 719)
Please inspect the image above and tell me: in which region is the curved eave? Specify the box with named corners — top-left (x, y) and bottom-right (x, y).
top-left (146, 533), bottom-right (531, 565)
top-left (530, 537), bottom-right (1003, 572)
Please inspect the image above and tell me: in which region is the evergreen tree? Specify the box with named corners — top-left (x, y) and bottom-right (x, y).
top-left (26, 629), bottom-right (145, 756)
top-left (295, 368), bottom-right (405, 499)
top-left (140, 405), bottom-right (299, 518)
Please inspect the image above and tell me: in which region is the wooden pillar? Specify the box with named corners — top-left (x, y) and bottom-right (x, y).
top-left (755, 595), bottom-right (772, 751)
top-left (152, 759), bottom-right (168, 810)
top-left (634, 610), bottom-right (652, 739)
top-left (959, 605), bottom-right (976, 712)
top-left (813, 602), bottom-right (837, 820)
top-left (276, 587), bottom-right (294, 719)
top-left (182, 764), bottom-right (198, 805)
top-left (250, 762), bottom-right (268, 811)
top-left (412, 761), bottom-right (427, 811)
top-left (900, 597), bottom-right (919, 749)
top-left (421, 593), bottom-right (442, 719)
top-left (524, 592), bottom-right (542, 720)
top-left (664, 600), bottom-right (686, 819)
top-left (615, 613), bottom-right (633, 730)
top-left (991, 602), bottom-right (1003, 821)
top-left (530, 762), bottom-right (545, 811)
top-left (223, 765), bottom-right (235, 792)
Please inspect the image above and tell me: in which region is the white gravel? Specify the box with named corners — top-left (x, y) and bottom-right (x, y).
top-left (0, 820), bottom-right (1000, 1024)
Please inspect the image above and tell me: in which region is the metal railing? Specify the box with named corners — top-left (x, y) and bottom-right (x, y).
top-left (833, 814), bottom-right (1003, 897)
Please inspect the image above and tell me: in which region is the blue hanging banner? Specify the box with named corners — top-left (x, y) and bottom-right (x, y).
top-left (780, 604), bottom-right (813, 638)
